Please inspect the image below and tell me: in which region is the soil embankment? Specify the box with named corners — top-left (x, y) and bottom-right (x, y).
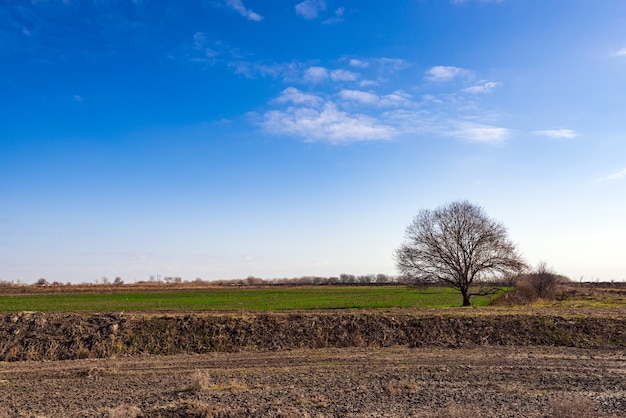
top-left (1, 311), bottom-right (625, 362)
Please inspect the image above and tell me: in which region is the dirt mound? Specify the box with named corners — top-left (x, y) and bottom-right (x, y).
top-left (1, 311), bottom-right (625, 362)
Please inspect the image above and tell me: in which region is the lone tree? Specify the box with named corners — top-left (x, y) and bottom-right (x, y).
top-left (395, 201), bottom-right (526, 306)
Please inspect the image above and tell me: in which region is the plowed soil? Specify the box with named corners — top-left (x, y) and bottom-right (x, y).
top-left (1, 346), bottom-right (625, 417)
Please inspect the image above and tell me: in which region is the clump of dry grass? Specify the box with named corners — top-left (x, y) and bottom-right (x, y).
top-left (146, 400), bottom-right (218, 418)
top-left (549, 395), bottom-right (597, 418)
top-left (385, 379), bottom-right (420, 396)
top-left (421, 402), bottom-right (482, 418)
top-left (191, 370), bottom-right (250, 392)
top-left (106, 404), bottom-right (142, 418)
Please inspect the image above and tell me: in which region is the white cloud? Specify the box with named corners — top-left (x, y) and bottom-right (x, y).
top-left (615, 48), bottom-right (626, 57)
top-left (73, 94), bottom-right (83, 102)
top-left (421, 94), bottom-right (444, 104)
top-left (225, 0), bottom-right (263, 21)
top-left (463, 81), bottom-right (502, 94)
top-left (599, 168), bottom-right (626, 182)
top-left (262, 87), bottom-right (510, 145)
top-left (330, 69), bottom-right (358, 82)
top-left (379, 91), bottom-right (413, 107)
top-left (359, 79), bottom-right (379, 87)
top-left (425, 66), bottom-right (468, 82)
top-left (338, 89), bottom-right (413, 108)
top-left (380, 108), bottom-right (512, 145)
top-left (261, 102), bottom-right (395, 143)
top-left (339, 89), bottom-right (379, 105)
top-left (274, 87), bottom-right (323, 107)
top-left (447, 122), bottom-right (511, 144)
top-left (255, 58), bottom-right (510, 145)
top-left (349, 59), bottom-right (369, 68)
top-left (532, 129), bottom-right (578, 139)
top-left (303, 66), bottom-right (329, 83)
top-left (295, 0), bottom-right (326, 20)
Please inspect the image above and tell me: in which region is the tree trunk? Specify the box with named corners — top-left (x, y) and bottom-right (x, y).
top-left (461, 290), bottom-right (471, 306)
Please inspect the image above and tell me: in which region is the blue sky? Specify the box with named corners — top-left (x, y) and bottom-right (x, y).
top-left (1, 0), bottom-right (625, 283)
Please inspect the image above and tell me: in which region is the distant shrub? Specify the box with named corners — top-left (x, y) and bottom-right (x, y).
top-left (35, 278), bottom-right (48, 286)
top-left (524, 261), bottom-right (563, 299)
top-left (494, 262), bottom-right (569, 305)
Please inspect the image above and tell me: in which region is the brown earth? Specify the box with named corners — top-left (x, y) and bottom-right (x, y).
top-left (2, 310), bottom-right (626, 362)
top-left (1, 346), bottom-right (625, 417)
top-left (0, 309), bottom-right (625, 417)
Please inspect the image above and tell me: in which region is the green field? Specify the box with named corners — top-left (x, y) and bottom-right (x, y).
top-left (0, 286), bottom-right (504, 313)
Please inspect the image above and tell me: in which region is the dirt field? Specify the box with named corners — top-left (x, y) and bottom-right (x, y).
top-left (0, 346), bottom-right (625, 417)
top-left (1, 284), bottom-right (625, 417)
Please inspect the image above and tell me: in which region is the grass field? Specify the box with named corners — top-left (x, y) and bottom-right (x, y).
top-left (0, 286), bottom-right (504, 313)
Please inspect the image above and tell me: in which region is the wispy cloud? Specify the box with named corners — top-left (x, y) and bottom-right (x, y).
top-left (229, 61), bottom-right (302, 80)
top-left (225, 0), bottom-right (263, 21)
top-left (330, 69), bottom-right (358, 82)
top-left (425, 65), bottom-right (469, 82)
top-left (599, 168), bottom-right (626, 182)
top-left (615, 48), bottom-right (626, 57)
top-left (338, 89), bottom-right (413, 108)
top-left (379, 91), bottom-right (414, 107)
top-left (173, 32), bottom-right (235, 67)
top-left (463, 81), bottom-right (502, 94)
top-left (295, 0), bottom-right (326, 20)
top-left (190, 32), bottom-right (221, 60)
top-left (323, 7), bottom-right (345, 24)
top-left (228, 61), bottom-right (360, 84)
top-left (237, 56), bottom-right (509, 145)
top-left (349, 59), bottom-right (369, 68)
top-left (447, 122), bottom-right (511, 144)
top-left (533, 129), bottom-right (578, 139)
top-left (261, 85), bottom-right (510, 144)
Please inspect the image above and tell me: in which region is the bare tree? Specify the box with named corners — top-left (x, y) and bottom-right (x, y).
top-left (395, 201), bottom-right (527, 306)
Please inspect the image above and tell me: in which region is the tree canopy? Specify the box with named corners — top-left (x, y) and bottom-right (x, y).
top-left (395, 201), bottom-right (527, 306)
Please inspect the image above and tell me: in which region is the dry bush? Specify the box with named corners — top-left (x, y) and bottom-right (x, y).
top-left (525, 262), bottom-right (562, 299)
top-left (497, 262), bottom-right (567, 305)
top-left (549, 395), bottom-right (597, 418)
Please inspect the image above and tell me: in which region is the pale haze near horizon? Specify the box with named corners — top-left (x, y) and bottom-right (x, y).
top-left (1, 0), bottom-right (625, 284)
